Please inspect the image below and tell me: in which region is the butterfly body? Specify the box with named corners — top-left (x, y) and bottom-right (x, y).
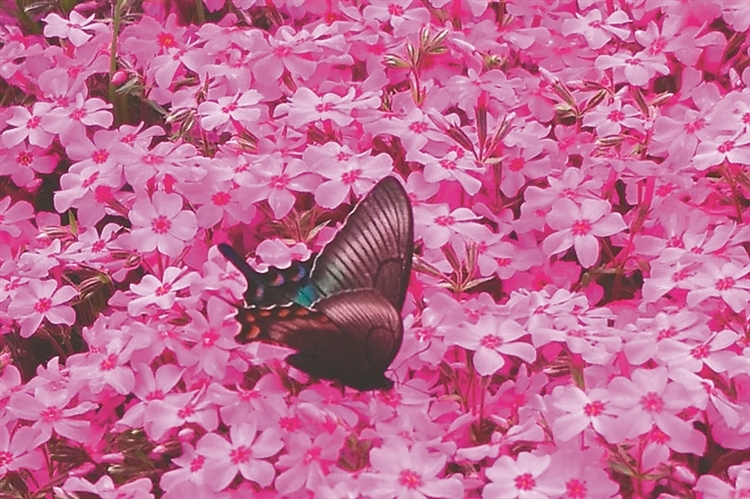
top-left (222, 176), bottom-right (413, 391)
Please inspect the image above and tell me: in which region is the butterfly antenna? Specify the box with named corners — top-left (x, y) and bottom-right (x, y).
top-left (218, 243), bottom-right (260, 282)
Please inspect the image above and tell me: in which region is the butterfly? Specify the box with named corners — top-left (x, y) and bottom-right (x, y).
top-left (220, 176), bottom-right (414, 391)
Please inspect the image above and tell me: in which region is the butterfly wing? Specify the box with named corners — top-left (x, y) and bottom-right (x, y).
top-left (301, 176), bottom-right (414, 311)
top-left (219, 243), bottom-right (314, 307)
top-left (234, 289), bottom-right (402, 390)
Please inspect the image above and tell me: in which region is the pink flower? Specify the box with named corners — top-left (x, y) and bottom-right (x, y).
top-left (184, 297), bottom-right (239, 378)
top-left (482, 452), bottom-right (557, 499)
top-left (560, 9), bottom-right (630, 50)
top-left (0, 198), bottom-right (33, 238)
top-left (414, 204), bottom-right (486, 249)
top-left (686, 261), bottom-right (750, 313)
top-left (8, 280), bottom-right (77, 338)
top-left (0, 426), bottom-right (44, 475)
top-left (41, 94), bottom-right (113, 147)
top-left (62, 475), bottom-right (154, 499)
top-left (274, 427), bottom-right (347, 496)
top-left (692, 131), bottom-right (750, 170)
top-left (128, 267), bottom-right (194, 316)
top-left (548, 385), bottom-right (622, 443)
top-left (128, 191), bottom-right (198, 258)
top-left (1, 103), bottom-right (56, 148)
top-left (251, 26), bottom-right (319, 82)
top-left (454, 317), bottom-right (536, 376)
top-left (582, 99), bottom-right (644, 137)
top-left (198, 90), bottom-right (262, 131)
top-left (0, 143), bottom-right (57, 188)
top-left (607, 367), bottom-right (707, 454)
top-left (595, 49), bottom-right (671, 87)
top-left (307, 143), bottom-right (393, 208)
top-left (196, 420), bottom-right (283, 491)
top-left (359, 441), bottom-right (464, 499)
top-left (542, 198), bottom-right (627, 268)
top-left (144, 389), bottom-right (219, 441)
top-left (284, 87), bottom-right (357, 127)
top-left (239, 156), bottom-right (319, 219)
top-left (420, 148), bottom-right (484, 195)
top-left (42, 11), bottom-right (99, 47)
top-left (363, 0), bottom-right (431, 38)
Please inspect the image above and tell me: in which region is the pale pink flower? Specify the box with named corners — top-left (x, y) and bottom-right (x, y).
top-left (582, 99), bottom-right (644, 137)
top-left (482, 452), bottom-right (557, 499)
top-left (239, 156), bottom-right (320, 219)
top-left (62, 475), bottom-right (154, 499)
top-left (0, 426), bottom-right (45, 475)
top-left (542, 198), bottom-right (627, 268)
top-left (453, 317), bottom-right (536, 376)
top-left (197, 420), bottom-right (283, 491)
top-left (8, 280), bottom-right (77, 338)
top-left (692, 131), bottom-right (750, 170)
top-left (0, 198), bottom-right (33, 238)
top-left (1, 103), bottom-right (56, 148)
top-left (420, 148), bottom-right (484, 195)
top-left (40, 94), bottom-right (113, 147)
top-left (548, 385), bottom-right (622, 443)
top-left (595, 49), bottom-right (670, 87)
top-left (144, 390), bottom-right (219, 441)
top-left (362, 0), bottom-right (431, 38)
top-left (128, 267), bottom-right (194, 316)
top-left (128, 191), bottom-right (198, 258)
top-left (0, 143), bottom-right (57, 188)
top-left (414, 204), bottom-right (486, 249)
top-left (359, 441), bottom-right (464, 499)
top-left (561, 9), bottom-right (630, 49)
top-left (275, 427), bottom-right (347, 496)
top-left (198, 90), bottom-right (262, 131)
top-left (686, 261), bottom-right (750, 313)
top-left (42, 11), bottom-right (99, 47)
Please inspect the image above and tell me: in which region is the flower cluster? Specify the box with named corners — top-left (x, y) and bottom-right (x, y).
top-left (1, 1), bottom-right (750, 498)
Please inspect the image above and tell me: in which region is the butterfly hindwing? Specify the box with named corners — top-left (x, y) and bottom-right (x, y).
top-left (219, 243), bottom-right (314, 307)
top-left (234, 289), bottom-right (402, 391)
top-left (301, 176), bottom-right (414, 310)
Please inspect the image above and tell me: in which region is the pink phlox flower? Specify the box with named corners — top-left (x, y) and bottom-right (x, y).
top-left (159, 443), bottom-right (209, 495)
top-left (420, 147), bottom-right (485, 195)
top-left (607, 367), bottom-right (707, 454)
top-left (184, 297), bottom-right (242, 379)
top-left (55, 161), bottom-right (123, 228)
top-left (7, 384), bottom-right (96, 447)
top-left (281, 87), bottom-right (359, 127)
top-left (582, 98), bottom-right (644, 137)
top-left (41, 93), bottom-right (113, 147)
top-left (0, 426), bottom-right (45, 475)
top-left (402, 291), bottom-right (466, 367)
top-left (127, 191), bottom-right (198, 258)
top-left (499, 145), bottom-right (552, 198)
top-left (622, 309), bottom-right (709, 366)
top-left (149, 38), bottom-right (211, 89)
top-left (362, 0), bottom-right (431, 38)
top-left (186, 178), bottom-right (252, 229)
top-left (414, 204), bottom-right (485, 249)
top-left (482, 451), bottom-right (557, 499)
top-left (252, 239), bottom-right (312, 271)
top-left (65, 329), bottom-right (137, 395)
top-left (445, 69), bottom-right (520, 113)
top-left (307, 143), bottom-right (394, 208)
top-left (595, 48), bottom-right (671, 87)
top-left (454, 316), bottom-right (536, 376)
top-left (42, 11), bottom-right (100, 47)
top-left (7, 278), bottom-right (77, 338)
top-left (657, 329), bottom-right (743, 374)
top-left (359, 441), bottom-right (464, 499)
top-left (251, 25), bottom-right (320, 82)
top-left (634, 18), bottom-right (708, 66)
top-left (63, 223), bottom-right (121, 264)
top-left (692, 130), bottom-right (750, 171)
top-left (560, 9), bottom-right (630, 50)
top-left (0, 142), bottom-right (58, 188)
top-left (686, 260), bottom-right (750, 313)
top-left (198, 89), bottom-right (263, 131)
top-left (119, 14), bottom-right (187, 66)
top-left (296, 384), bottom-right (361, 428)
top-left (197, 245), bottom-right (247, 302)
top-left (205, 375), bottom-right (288, 428)
top-left (695, 469), bottom-right (750, 499)
top-left (128, 266), bottom-right (195, 316)
top-left (119, 141), bottom-right (206, 188)
top-left (542, 198), bottom-right (627, 268)
top-left (405, 171), bottom-right (440, 204)
top-left (117, 363), bottom-right (184, 430)
top-left (238, 155), bottom-right (320, 219)
top-left (375, 104), bottom-right (445, 157)
top-left (547, 445), bottom-right (620, 498)
top-left (145, 388), bottom-right (219, 441)
top-left (61, 475), bottom-right (154, 499)
top-left (197, 418), bottom-right (283, 491)
top-left (1, 102), bottom-right (56, 148)
top-left (548, 385), bottom-right (622, 443)
top-left (275, 426), bottom-right (347, 496)
top-left (0, 198), bottom-right (33, 239)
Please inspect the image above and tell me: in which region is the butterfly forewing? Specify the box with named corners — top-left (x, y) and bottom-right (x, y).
top-left (310, 176), bottom-right (414, 311)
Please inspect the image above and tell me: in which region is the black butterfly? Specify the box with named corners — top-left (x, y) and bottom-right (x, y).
top-left (221, 176), bottom-right (413, 390)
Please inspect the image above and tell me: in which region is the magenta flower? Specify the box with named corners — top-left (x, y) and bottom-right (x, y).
top-left (414, 204), bottom-right (486, 249)
top-left (692, 131), bottom-right (750, 170)
top-left (128, 267), bottom-right (194, 316)
top-left (240, 156), bottom-right (319, 219)
top-left (274, 427), bottom-right (346, 496)
top-left (548, 385), bottom-right (622, 443)
top-left (454, 317), bottom-right (536, 376)
top-left (144, 390), bottom-right (219, 441)
top-left (0, 143), bottom-right (57, 188)
top-left (482, 452), bottom-right (557, 499)
top-left (582, 99), bottom-right (644, 137)
top-left (542, 198), bottom-right (627, 268)
top-left (607, 367), bottom-right (707, 454)
top-left (184, 297), bottom-right (238, 378)
top-left (41, 94), bottom-right (113, 147)
top-left (42, 11), bottom-right (100, 47)
top-left (284, 87), bottom-right (358, 127)
top-left (196, 420), bottom-right (283, 491)
top-left (0, 426), bottom-right (44, 476)
top-left (251, 25), bottom-right (319, 82)
top-left (560, 9), bottom-right (630, 49)
top-left (359, 441), bottom-right (464, 499)
top-left (61, 475), bottom-right (154, 499)
top-left (128, 191), bottom-right (198, 258)
top-left (7, 279), bottom-right (77, 338)
top-left (420, 148), bottom-right (484, 195)
top-left (0, 197), bottom-right (33, 238)
top-left (198, 90), bottom-right (262, 131)
top-left (1, 103), bottom-right (56, 148)
top-left (686, 261), bottom-right (750, 313)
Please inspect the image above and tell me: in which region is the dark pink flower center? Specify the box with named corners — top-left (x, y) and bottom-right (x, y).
top-left (27, 116), bottom-right (41, 129)
top-left (92, 149), bottom-right (109, 164)
top-left (279, 416), bottom-right (302, 431)
top-left (434, 215), bottom-right (454, 226)
top-left (716, 276), bottom-right (735, 291)
top-left (191, 455), bottom-right (205, 472)
top-left (657, 327), bottom-right (676, 340)
top-left (409, 121), bottom-right (428, 133)
top-left (303, 446), bottom-right (321, 464)
top-left (315, 102), bottom-right (333, 112)
top-left (222, 102), bottom-right (238, 114)
top-left (440, 159), bottom-right (456, 170)
top-left (230, 445), bottom-right (251, 464)
top-left (566, 478), bottom-right (587, 499)
top-left (684, 118), bottom-right (705, 134)
top-left (571, 219), bottom-right (591, 236)
top-left (41, 406), bottom-right (61, 422)
top-left (515, 472), bottom-right (536, 490)
top-left (341, 169), bottom-right (361, 185)
top-left (717, 140), bottom-right (734, 153)
top-left (151, 215), bottom-right (171, 234)
top-left (388, 4), bottom-right (405, 16)
top-left (100, 353), bottom-right (117, 370)
top-left (94, 185), bottom-right (113, 203)
top-left (480, 334), bottom-right (501, 349)
top-left (16, 151), bottom-right (33, 167)
top-left (155, 284), bottom-right (172, 296)
top-left (158, 32), bottom-right (176, 48)
top-left (212, 191), bottom-right (231, 206)
top-left (691, 344), bottom-right (709, 359)
top-left (398, 469), bottom-right (422, 489)
top-left (509, 157), bottom-right (525, 172)
top-left (70, 108), bottom-right (86, 121)
top-left (583, 400), bottom-right (605, 417)
top-left (145, 389), bottom-right (164, 401)
top-left (607, 110), bottom-right (624, 122)
top-left (177, 404), bottom-right (195, 418)
top-left (270, 174), bottom-right (290, 188)
top-left (640, 392), bottom-right (664, 413)
top-left (83, 171), bottom-right (100, 188)
top-left (0, 451), bottom-right (12, 467)
top-left (202, 329), bottom-right (219, 346)
top-left (34, 297), bottom-right (52, 313)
